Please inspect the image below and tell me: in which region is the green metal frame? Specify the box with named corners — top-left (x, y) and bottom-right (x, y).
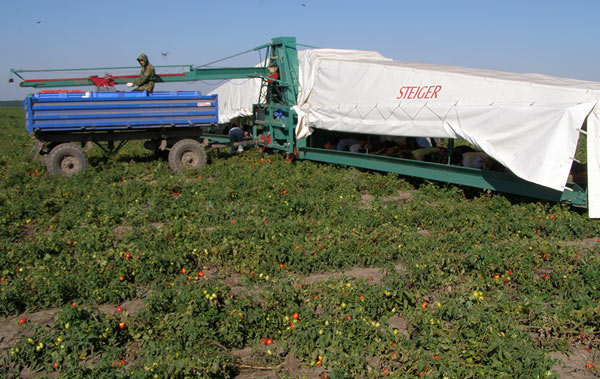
top-left (252, 36), bottom-right (300, 154)
top-left (13, 66), bottom-right (270, 89)
top-left (297, 146), bottom-right (587, 207)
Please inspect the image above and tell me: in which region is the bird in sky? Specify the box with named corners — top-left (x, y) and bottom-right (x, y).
top-left (161, 52), bottom-right (170, 57)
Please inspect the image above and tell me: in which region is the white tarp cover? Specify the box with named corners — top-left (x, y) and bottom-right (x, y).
top-left (210, 75), bottom-right (263, 123)
top-left (211, 49), bottom-right (600, 217)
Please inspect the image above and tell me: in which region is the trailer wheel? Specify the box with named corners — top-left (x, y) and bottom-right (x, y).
top-left (168, 139), bottom-right (207, 172)
top-left (46, 143), bottom-right (88, 176)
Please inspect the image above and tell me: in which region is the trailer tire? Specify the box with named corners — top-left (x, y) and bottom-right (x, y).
top-left (46, 143), bottom-right (88, 176)
top-left (168, 139), bottom-right (207, 172)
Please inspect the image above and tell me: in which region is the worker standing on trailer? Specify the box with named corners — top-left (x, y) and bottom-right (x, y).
top-left (126, 53), bottom-right (156, 92)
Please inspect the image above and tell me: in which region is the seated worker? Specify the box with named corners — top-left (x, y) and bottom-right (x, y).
top-left (415, 137), bottom-right (433, 148)
top-left (266, 64), bottom-right (279, 82)
top-left (335, 138), bottom-right (369, 153)
top-left (449, 145), bottom-right (475, 165)
top-left (411, 147), bottom-right (448, 163)
top-left (336, 138), bottom-right (359, 151)
top-left (371, 136), bottom-right (409, 156)
top-left (569, 161), bottom-right (587, 188)
top-left (461, 151), bottom-right (504, 171)
top-left (349, 139), bottom-right (368, 153)
top-left (266, 64), bottom-right (282, 102)
top-left (323, 140), bottom-right (337, 150)
top-left (126, 53), bottom-right (156, 92)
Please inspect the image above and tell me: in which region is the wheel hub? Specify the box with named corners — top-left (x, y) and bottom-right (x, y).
top-left (181, 151), bottom-right (198, 167)
top-left (60, 156), bottom-right (80, 175)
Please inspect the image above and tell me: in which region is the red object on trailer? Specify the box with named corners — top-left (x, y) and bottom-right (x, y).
top-left (88, 75), bottom-right (116, 87)
top-left (38, 90), bottom-right (86, 93)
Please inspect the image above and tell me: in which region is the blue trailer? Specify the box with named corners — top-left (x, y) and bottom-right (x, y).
top-left (24, 90), bottom-right (219, 175)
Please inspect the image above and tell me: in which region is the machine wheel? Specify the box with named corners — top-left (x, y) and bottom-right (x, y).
top-left (46, 143), bottom-right (88, 176)
top-left (168, 139), bottom-right (207, 172)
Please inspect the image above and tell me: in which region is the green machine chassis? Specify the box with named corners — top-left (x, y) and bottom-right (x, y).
top-left (13, 36), bottom-right (588, 208)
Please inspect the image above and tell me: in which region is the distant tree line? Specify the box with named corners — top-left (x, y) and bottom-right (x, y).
top-left (0, 101), bottom-right (22, 107)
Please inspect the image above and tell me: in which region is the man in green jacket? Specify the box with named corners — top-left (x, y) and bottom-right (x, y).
top-left (127, 53), bottom-right (156, 92)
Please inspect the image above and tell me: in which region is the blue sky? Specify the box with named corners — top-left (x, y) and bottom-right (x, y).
top-left (2, 0), bottom-right (599, 100)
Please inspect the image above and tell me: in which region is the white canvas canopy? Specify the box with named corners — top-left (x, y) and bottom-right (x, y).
top-left (211, 49), bottom-right (600, 217)
top-left (210, 75), bottom-right (263, 123)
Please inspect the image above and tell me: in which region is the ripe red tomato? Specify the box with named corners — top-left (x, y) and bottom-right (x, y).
top-left (18, 317), bottom-right (27, 324)
top-left (292, 312), bottom-right (299, 320)
top-left (181, 268), bottom-right (187, 274)
top-left (116, 306), bottom-right (123, 312)
top-left (118, 322), bottom-right (127, 330)
top-left (265, 338), bottom-right (273, 345)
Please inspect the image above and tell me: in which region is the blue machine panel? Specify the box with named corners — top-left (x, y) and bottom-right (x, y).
top-left (24, 91), bottom-right (218, 134)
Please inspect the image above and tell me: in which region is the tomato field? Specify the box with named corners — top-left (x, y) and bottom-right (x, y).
top-left (1, 106), bottom-right (599, 378)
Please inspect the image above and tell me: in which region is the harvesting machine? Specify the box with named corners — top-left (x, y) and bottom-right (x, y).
top-left (11, 36), bottom-right (600, 214)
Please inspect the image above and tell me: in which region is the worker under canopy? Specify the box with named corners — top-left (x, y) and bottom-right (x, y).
top-left (211, 49), bottom-right (600, 217)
